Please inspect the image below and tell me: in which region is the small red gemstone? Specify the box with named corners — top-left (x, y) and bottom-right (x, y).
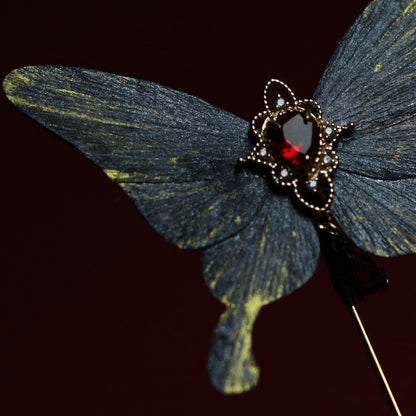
top-left (265, 112), bottom-right (320, 169)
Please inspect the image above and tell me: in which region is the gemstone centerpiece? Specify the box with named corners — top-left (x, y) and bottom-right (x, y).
top-left (264, 112), bottom-right (320, 168)
top-left (244, 78), bottom-right (352, 212)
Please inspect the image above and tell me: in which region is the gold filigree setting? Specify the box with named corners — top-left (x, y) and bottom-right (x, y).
top-left (240, 79), bottom-right (353, 213)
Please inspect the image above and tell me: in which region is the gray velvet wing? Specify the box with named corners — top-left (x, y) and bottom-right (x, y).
top-left (314, 0), bottom-right (416, 255)
top-left (315, 0), bottom-right (416, 179)
top-left (3, 66), bottom-right (267, 249)
top-left (201, 190), bottom-right (320, 393)
top-left (332, 173), bottom-right (416, 256)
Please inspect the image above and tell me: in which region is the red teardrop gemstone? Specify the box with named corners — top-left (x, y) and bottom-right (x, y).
top-left (264, 112), bottom-right (320, 169)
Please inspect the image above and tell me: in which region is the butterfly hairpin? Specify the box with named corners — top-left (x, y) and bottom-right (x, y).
top-left (3, 0), bottom-right (416, 414)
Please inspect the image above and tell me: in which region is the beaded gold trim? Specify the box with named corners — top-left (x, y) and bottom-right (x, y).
top-left (240, 79), bottom-right (353, 213)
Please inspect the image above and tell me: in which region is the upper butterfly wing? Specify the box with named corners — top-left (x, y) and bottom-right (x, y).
top-left (314, 0), bottom-right (416, 255)
top-left (3, 66), bottom-right (267, 249)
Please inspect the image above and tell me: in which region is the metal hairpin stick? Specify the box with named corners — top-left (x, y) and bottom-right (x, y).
top-left (318, 215), bottom-right (402, 415)
top-left (351, 305), bottom-right (402, 416)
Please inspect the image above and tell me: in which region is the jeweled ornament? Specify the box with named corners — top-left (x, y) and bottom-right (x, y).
top-left (242, 79), bottom-right (353, 212)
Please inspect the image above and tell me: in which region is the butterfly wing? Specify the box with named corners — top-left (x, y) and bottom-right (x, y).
top-left (314, 0), bottom-right (416, 255)
top-left (332, 176), bottom-right (416, 256)
top-left (202, 193), bottom-right (319, 393)
top-left (3, 66), bottom-right (267, 249)
top-left (3, 65), bottom-right (321, 394)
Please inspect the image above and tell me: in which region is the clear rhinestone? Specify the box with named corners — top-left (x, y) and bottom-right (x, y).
top-left (325, 127), bottom-right (333, 135)
top-left (276, 98), bottom-right (285, 107)
top-left (280, 168), bottom-right (289, 178)
top-left (323, 155), bottom-right (332, 164)
top-left (308, 180), bottom-right (317, 189)
top-left (259, 148), bottom-right (267, 157)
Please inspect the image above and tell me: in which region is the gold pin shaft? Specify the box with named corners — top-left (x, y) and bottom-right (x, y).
top-left (351, 305), bottom-right (402, 416)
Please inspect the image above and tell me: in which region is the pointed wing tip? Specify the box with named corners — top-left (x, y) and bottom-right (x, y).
top-left (3, 66), bottom-right (37, 105)
top-left (3, 67), bottom-right (23, 99)
top-left (3, 65), bottom-right (59, 103)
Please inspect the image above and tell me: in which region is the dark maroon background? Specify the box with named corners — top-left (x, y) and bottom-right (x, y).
top-left (1, 1), bottom-right (415, 415)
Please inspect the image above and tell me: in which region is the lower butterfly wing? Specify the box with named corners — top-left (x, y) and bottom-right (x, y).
top-left (202, 192), bottom-right (320, 393)
top-left (332, 174), bottom-right (416, 256)
top-left (3, 66), bottom-right (267, 249)
top-left (313, 0), bottom-right (416, 255)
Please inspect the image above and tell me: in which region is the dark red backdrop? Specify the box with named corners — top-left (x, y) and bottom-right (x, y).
top-left (1, 1), bottom-right (415, 415)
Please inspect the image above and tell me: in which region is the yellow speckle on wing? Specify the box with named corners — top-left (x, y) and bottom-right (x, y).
top-left (169, 157), bottom-right (178, 164)
top-left (375, 248), bottom-right (390, 257)
top-left (6, 72), bottom-right (31, 85)
top-left (403, 0), bottom-right (416, 18)
top-left (103, 169), bottom-right (131, 180)
top-left (220, 296), bottom-right (263, 394)
top-left (123, 76), bottom-right (130, 81)
top-left (244, 295), bottom-right (263, 320)
top-left (371, 1), bottom-right (416, 52)
top-left (353, 215), bottom-right (363, 222)
top-left (374, 64), bottom-right (383, 73)
top-left (234, 216), bottom-right (241, 225)
top-left (291, 230), bottom-right (296, 238)
top-left (7, 95), bottom-right (140, 129)
top-left (391, 154), bottom-right (401, 162)
top-left (355, 193), bottom-right (372, 211)
top-left (277, 256), bottom-right (288, 298)
top-left (209, 271), bottom-right (221, 290)
top-left (220, 294), bottom-right (231, 308)
top-left (57, 88), bottom-right (91, 98)
top-left (258, 225), bottom-right (269, 255)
